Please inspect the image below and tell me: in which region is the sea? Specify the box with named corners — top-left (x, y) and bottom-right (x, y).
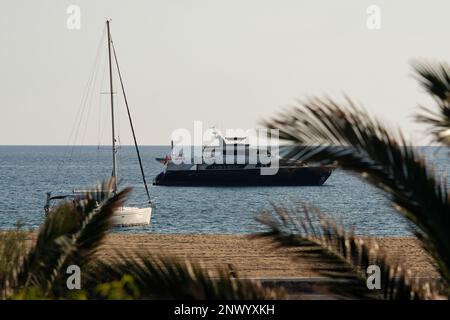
top-left (0, 146), bottom-right (448, 236)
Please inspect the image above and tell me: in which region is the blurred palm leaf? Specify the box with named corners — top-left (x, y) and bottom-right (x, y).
top-left (255, 203), bottom-right (441, 299)
top-left (412, 60), bottom-right (450, 145)
top-left (264, 97), bottom-right (450, 286)
top-left (15, 179), bottom-right (130, 295)
top-left (0, 222), bottom-right (27, 299)
top-left (3, 178), bottom-right (280, 300)
top-left (86, 254), bottom-right (284, 300)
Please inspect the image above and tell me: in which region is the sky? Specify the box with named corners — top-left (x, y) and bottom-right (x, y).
top-left (1, 0), bottom-right (449, 145)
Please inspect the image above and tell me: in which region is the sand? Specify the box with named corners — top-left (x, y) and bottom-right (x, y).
top-left (92, 234), bottom-right (439, 279)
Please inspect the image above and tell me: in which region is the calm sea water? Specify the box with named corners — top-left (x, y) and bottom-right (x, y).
top-left (0, 146), bottom-right (448, 235)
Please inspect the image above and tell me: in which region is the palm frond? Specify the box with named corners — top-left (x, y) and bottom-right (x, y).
top-left (69, 181), bottom-right (131, 268)
top-left (0, 222), bottom-right (27, 299)
top-left (264, 97), bottom-right (450, 286)
top-left (15, 179), bottom-right (130, 296)
top-left (412, 60), bottom-right (450, 145)
top-left (85, 254), bottom-right (284, 300)
top-left (254, 203), bottom-right (442, 299)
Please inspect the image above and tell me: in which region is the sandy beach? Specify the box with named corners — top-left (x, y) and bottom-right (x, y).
top-left (89, 234), bottom-right (439, 279)
top-left (20, 232), bottom-right (441, 299)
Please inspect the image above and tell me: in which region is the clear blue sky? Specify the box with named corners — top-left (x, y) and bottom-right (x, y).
top-left (1, 0), bottom-right (448, 145)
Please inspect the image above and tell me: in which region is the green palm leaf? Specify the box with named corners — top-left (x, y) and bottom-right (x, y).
top-left (0, 222), bottom-right (27, 299)
top-left (412, 60), bottom-right (450, 145)
top-left (6, 178), bottom-right (282, 300)
top-left (15, 179), bottom-right (130, 296)
top-left (255, 203), bottom-right (442, 299)
top-left (264, 97), bottom-right (450, 286)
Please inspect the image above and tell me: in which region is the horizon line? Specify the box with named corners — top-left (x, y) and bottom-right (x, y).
top-left (0, 144), bottom-right (442, 147)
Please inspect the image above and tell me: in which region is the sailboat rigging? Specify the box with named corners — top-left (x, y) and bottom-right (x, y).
top-left (111, 32), bottom-right (152, 204)
top-left (45, 20), bottom-right (153, 227)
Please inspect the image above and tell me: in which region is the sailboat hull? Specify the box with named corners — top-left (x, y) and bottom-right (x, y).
top-left (111, 206), bottom-right (152, 227)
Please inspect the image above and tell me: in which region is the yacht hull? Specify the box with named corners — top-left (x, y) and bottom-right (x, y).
top-left (153, 166), bottom-right (333, 186)
top-left (111, 206), bottom-right (152, 227)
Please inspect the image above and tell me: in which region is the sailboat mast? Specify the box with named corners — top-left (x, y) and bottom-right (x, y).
top-left (106, 20), bottom-right (117, 192)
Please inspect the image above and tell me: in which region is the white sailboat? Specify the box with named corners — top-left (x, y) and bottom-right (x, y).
top-left (112, 205), bottom-right (152, 227)
top-left (45, 20), bottom-right (153, 227)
